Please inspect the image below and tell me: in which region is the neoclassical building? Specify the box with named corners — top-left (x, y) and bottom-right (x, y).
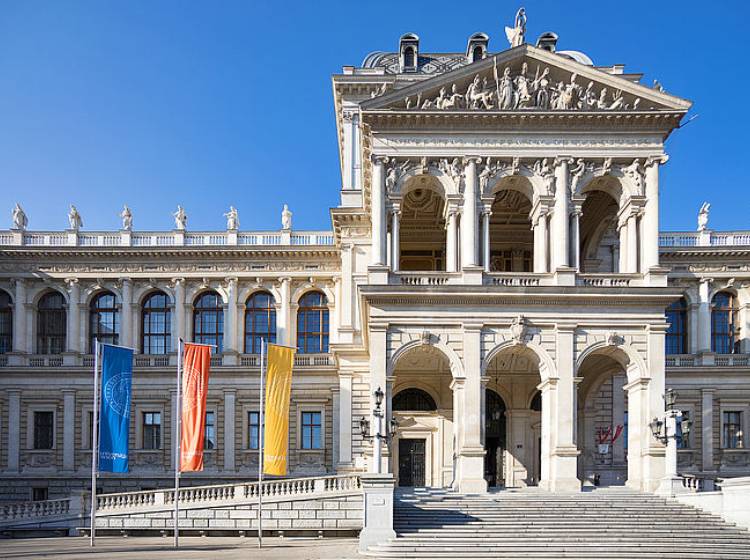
top-left (1, 21), bottom-right (749, 503)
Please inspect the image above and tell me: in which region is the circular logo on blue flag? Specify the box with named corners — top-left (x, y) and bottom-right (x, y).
top-left (104, 372), bottom-right (130, 417)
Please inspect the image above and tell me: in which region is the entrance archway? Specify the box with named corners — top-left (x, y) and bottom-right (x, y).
top-left (484, 389), bottom-right (507, 487)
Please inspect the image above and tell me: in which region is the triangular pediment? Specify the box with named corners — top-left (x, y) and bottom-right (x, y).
top-left (361, 44), bottom-right (691, 113)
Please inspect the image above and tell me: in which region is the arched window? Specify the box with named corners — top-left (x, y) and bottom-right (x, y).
top-left (296, 292), bottom-right (328, 354)
top-left (37, 291), bottom-right (66, 354)
top-left (142, 291), bottom-right (171, 355)
top-left (0, 291), bottom-right (12, 354)
top-left (245, 292), bottom-right (276, 353)
top-left (193, 291), bottom-right (224, 352)
top-left (711, 292), bottom-right (740, 354)
top-left (403, 46), bottom-right (415, 68)
top-left (393, 388), bottom-right (437, 411)
top-left (90, 292), bottom-right (119, 350)
top-left (666, 297), bottom-right (688, 354)
top-left (472, 46), bottom-right (483, 62)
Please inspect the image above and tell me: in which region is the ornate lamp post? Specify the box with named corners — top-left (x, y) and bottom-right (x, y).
top-left (651, 388), bottom-right (692, 495)
top-left (359, 386), bottom-right (399, 474)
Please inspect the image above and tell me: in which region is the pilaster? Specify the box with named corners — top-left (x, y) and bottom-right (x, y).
top-left (370, 156), bottom-right (387, 266)
top-left (223, 390), bottom-right (236, 472)
top-left (62, 390), bottom-right (76, 471)
top-left (7, 389), bottom-right (21, 472)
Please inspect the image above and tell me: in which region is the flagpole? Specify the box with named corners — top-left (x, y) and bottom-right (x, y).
top-left (258, 337), bottom-right (265, 548)
top-left (90, 339), bottom-right (100, 547)
top-left (174, 338), bottom-right (183, 548)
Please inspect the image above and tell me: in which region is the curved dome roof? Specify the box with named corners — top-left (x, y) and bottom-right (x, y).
top-left (556, 50), bottom-right (594, 66)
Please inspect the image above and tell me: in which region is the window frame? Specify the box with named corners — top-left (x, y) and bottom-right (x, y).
top-left (141, 411), bottom-right (162, 451)
top-left (26, 407), bottom-right (56, 451)
top-left (36, 291), bottom-right (66, 355)
top-left (711, 291), bottom-right (740, 354)
top-left (244, 291), bottom-right (277, 354)
top-left (193, 291), bottom-right (224, 353)
top-left (296, 292), bottom-right (329, 354)
top-left (392, 388), bottom-right (438, 412)
top-left (141, 291), bottom-right (172, 355)
top-left (204, 410), bottom-right (217, 451)
top-left (299, 409), bottom-right (323, 450)
top-left (666, 297), bottom-right (688, 355)
top-left (89, 291), bottom-right (120, 352)
top-left (0, 290), bottom-right (12, 354)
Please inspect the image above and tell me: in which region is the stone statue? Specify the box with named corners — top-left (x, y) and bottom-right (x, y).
top-left (282, 204), bottom-right (292, 230)
top-left (224, 206), bottom-right (239, 230)
top-left (11, 203), bottom-right (27, 231)
top-left (498, 66), bottom-right (515, 110)
top-left (532, 67), bottom-right (551, 109)
top-left (465, 74), bottom-right (494, 109)
top-left (623, 159), bottom-right (644, 196)
top-left (386, 159), bottom-right (410, 193)
top-left (120, 205), bottom-right (133, 231)
top-left (697, 202), bottom-right (710, 232)
top-left (68, 204), bottom-right (83, 231)
top-left (505, 7), bottom-right (527, 48)
top-left (173, 205), bottom-right (187, 230)
top-left (514, 62), bottom-right (531, 108)
top-left (556, 73), bottom-right (581, 110)
top-left (569, 158), bottom-right (586, 195)
top-left (533, 158), bottom-right (555, 194)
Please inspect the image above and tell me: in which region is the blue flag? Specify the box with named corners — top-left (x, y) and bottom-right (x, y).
top-left (99, 344), bottom-right (133, 473)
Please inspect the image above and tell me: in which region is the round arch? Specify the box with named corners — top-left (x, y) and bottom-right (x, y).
top-left (291, 284), bottom-right (335, 307)
top-left (481, 339), bottom-right (557, 382)
top-left (388, 336), bottom-right (465, 379)
top-left (30, 286), bottom-right (69, 308)
top-left (575, 340), bottom-right (647, 383)
top-left (394, 168), bottom-right (454, 199)
top-left (485, 172), bottom-right (544, 201)
top-left (238, 285), bottom-right (281, 308)
top-left (134, 285), bottom-right (175, 307)
top-left (185, 285), bottom-right (229, 306)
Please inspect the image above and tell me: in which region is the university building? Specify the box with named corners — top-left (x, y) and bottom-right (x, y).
top-left (1, 18), bottom-right (749, 505)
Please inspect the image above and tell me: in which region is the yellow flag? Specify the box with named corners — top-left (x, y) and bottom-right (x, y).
top-left (263, 344), bottom-right (295, 476)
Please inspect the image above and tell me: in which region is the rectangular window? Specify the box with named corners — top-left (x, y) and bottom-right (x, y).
top-left (204, 411), bottom-right (216, 450)
top-left (723, 411), bottom-right (743, 449)
top-left (248, 411), bottom-right (260, 450)
top-left (301, 411), bottom-right (322, 450)
top-left (142, 411), bottom-right (161, 450)
top-left (33, 411), bottom-right (54, 450)
top-left (32, 487), bottom-right (49, 501)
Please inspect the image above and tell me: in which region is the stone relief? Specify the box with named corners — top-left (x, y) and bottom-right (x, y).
top-left (509, 315), bottom-right (530, 345)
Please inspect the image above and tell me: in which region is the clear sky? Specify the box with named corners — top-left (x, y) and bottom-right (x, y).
top-left (0, 1), bottom-right (748, 232)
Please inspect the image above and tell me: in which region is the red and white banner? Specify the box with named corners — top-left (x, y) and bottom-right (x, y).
top-left (180, 343), bottom-right (211, 472)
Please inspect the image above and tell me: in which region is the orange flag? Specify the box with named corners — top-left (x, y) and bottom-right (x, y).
top-left (180, 343), bottom-right (211, 472)
top-left (263, 344), bottom-right (295, 476)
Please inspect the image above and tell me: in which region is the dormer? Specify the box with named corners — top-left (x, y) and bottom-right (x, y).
top-left (399, 33), bottom-right (419, 72)
top-left (466, 32), bottom-right (489, 63)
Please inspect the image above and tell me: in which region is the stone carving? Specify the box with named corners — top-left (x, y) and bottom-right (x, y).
top-left (12, 203), bottom-right (27, 231)
top-left (420, 330), bottom-right (432, 346)
top-left (533, 159), bottom-right (555, 195)
top-left (622, 159), bottom-right (645, 196)
top-left (120, 205), bottom-right (133, 231)
top-left (606, 331), bottom-right (624, 346)
top-left (697, 202), bottom-right (710, 232)
top-left (569, 158), bottom-right (587, 195)
top-left (438, 158), bottom-right (463, 188)
top-left (385, 159), bottom-right (410, 193)
top-left (224, 206), bottom-right (239, 230)
top-left (370, 83), bottom-right (387, 99)
top-left (173, 205), bottom-right (187, 230)
top-left (510, 315), bottom-right (529, 345)
top-left (465, 74), bottom-right (496, 109)
top-left (68, 205), bottom-right (83, 231)
top-left (600, 157), bottom-right (613, 177)
top-left (282, 204), bottom-right (292, 230)
top-left (504, 7), bottom-right (527, 48)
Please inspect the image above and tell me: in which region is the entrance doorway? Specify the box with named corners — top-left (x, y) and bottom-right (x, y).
top-left (399, 439), bottom-right (426, 487)
top-left (484, 389), bottom-right (507, 487)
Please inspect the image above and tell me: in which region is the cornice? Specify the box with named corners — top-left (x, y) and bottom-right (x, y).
top-left (0, 246), bottom-right (339, 260)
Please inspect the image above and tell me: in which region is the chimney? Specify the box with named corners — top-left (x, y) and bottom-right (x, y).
top-left (536, 32), bottom-right (558, 53)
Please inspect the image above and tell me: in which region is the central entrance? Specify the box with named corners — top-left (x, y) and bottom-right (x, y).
top-left (484, 389), bottom-right (507, 487)
top-left (399, 439), bottom-right (426, 487)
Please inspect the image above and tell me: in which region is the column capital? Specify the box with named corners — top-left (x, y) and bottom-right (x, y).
top-left (12, 277), bottom-right (26, 288)
top-left (645, 154), bottom-right (669, 168)
top-left (537, 377), bottom-right (559, 391)
top-left (371, 154), bottom-right (389, 165)
top-left (223, 388), bottom-right (237, 395)
top-left (553, 156), bottom-right (573, 168)
top-left (171, 277), bottom-right (186, 287)
top-left (462, 156), bottom-right (483, 166)
top-left (64, 277), bottom-right (79, 288)
top-left (449, 377), bottom-right (466, 391)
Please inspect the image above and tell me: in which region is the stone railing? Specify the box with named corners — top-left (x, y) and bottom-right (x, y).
top-left (0, 497), bottom-right (82, 528)
top-left (238, 353), bottom-right (334, 368)
top-left (666, 354), bottom-right (750, 367)
top-left (679, 473), bottom-right (719, 493)
top-left (659, 231), bottom-right (750, 248)
top-left (393, 272), bottom-right (461, 286)
top-left (95, 473), bottom-right (361, 515)
top-left (0, 229), bottom-right (335, 248)
top-left (485, 273), bottom-right (544, 287)
top-left (577, 274), bottom-right (633, 288)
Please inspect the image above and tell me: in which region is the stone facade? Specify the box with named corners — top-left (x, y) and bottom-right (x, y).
top-left (1, 17), bottom-right (750, 504)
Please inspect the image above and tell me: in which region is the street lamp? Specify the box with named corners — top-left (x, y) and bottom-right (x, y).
top-left (651, 388), bottom-right (690, 495)
top-left (359, 386), bottom-right (399, 474)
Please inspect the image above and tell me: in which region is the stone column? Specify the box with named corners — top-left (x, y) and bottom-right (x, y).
top-left (223, 277), bottom-right (238, 362)
top-left (370, 156), bottom-right (387, 266)
top-left (552, 157), bottom-right (570, 270)
top-left (340, 245), bottom-right (353, 330)
top-left (223, 390), bottom-right (236, 472)
top-left (480, 376), bottom-right (489, 443)
top-left (450, 378), bottom-right (465, 486)
top-left (618, 220), bottom-right (628, 273)
top-left (627, 213), bottom-right (639, 273)
top-left (338, 373), bottom-right (353, 467)
top-left (612, 375), bottom-right (627, 466)
top-left (482, 209), bottom-right (491, 272)
top-left (538, 377), bottom-right (557, 491)
top-left (642, 156), bottom-right (664, 271)
top-left (551, 327), bottom-right (581, 492)
top-left (332, 386), bottom-right (340, 470)
top-left (570, 205), bottom-right (582, 272)
top-left (65, 279), bottom-right (80, 354)
top-left (12, 279), bottom-right (27, 354)
top-left (457, 325), bottom-right (486, 493)
top-left (277, 277), bottom-right (291, 346)
top-left (697, 278), bottom-right (712, 353)
top-left (461, 157), bottom-right (480, 268)
top-left (63, 390), bottom-right (76, 471)
top-left (701, 389), bottom-right (714, 472)
top-left (445, 209), bottom-right (458, 273)
top-left (533, 209), bottom-right (549, 273)
top-left (390, 207), bottom-right (401, 272)
top-left (369, 325), bottom-right (387, 473)
top-left (7, 389), bottom-right (21, 472)
top-left (173, 278), bottom-right (185, 352)
top-left (120, 278), bottom-right (133, 348)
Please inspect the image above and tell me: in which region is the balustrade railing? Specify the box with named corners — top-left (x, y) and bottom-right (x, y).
top-left (667, 354), bottom-right (750, 367)
top-left (392, 272), bottom-right (460, 286)
top-left (659, 231), bottom-right (750, 247)
top-left (577, 274), bottom-right (632, 287)
top-left (0, 498), bottom-right (72, 524)
top-left (486, 273), bottom-right (541, 287)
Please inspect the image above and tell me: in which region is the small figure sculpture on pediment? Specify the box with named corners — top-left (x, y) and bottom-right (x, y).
top-left (120, 205), bottom-right (133, 231)
top-left (282, 204), bottom-right (292, 230)
top-left (173, 205), bottom-right (187, 230)
top-left (504, 7), bottom-right (527, 48)
top-left (12, 203), bottom-right (27, 231)
top-left (224, 206), bottom-right (239, 230)
top-left (532, 66), bottom-right (551, 109)
top-left (68, 204), bottom-right (83, 231)
top-left (514, 62), bottom-right (532, 108)
top-left (556, 73), bottom-right (581, 110)
top-left (442, 84), bottom-right (464, 109)
top-left (581, 81), bottom-right (597, 110)
top-left (697, 202), bottom-right (711, 232)
top-left (466, 74), bottom-right (494, 110)
top-left (498, 66), bottom-right (516, 110)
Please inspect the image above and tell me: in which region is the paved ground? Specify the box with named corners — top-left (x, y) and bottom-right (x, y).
top-left (0, 536), bottom-right (362, 559)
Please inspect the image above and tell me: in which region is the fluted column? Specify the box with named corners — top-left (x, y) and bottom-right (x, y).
top-left (370, 156), bottom-right (387, 266)
top-left (552, 157), bottom-right (570, 269)
top-left (172, 278), bottom-right (185, 351)
top-left (390, 206), bottom-right (401, 272)
top-left (12, 279), bottom-right (27, 353)
top-left (461, 157), bottom-right (480, 268)
top-left (482, 208), bottom-right (491, 272)
top-left (65, 279), bottom-right (80, 354)
top-left (642, 156), bottom-right (665, 271)
top-left (120, 278), bottom-right (133, 348)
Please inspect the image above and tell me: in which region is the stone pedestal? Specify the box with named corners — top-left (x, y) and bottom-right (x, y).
top-left (359, 473), bottom-right (396, 553)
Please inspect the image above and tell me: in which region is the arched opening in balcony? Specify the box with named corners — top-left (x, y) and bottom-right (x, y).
top-left (487, 181), bottom-right (534, 272)
top-left (397, 184), bottom-right (447, 272)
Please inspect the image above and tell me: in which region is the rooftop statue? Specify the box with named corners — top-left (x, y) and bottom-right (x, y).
top-left (120, 205), bottom-right (133, 231)
top-left (505, 7), bottom-right (527, 48)
top-left (282, 204), bottom-right (292, 230)
top-left (11, 203), bottom-right (27, 231)
top-left (173, 205), bottom-right (187, 231)
top-left (697, 202), bottom-right (710, 232)
top-left (224, 206), bottom-right (239, 230)
top-left (68, 204), bottom-right (83, 231)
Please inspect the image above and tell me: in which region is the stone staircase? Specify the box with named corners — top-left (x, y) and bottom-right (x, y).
top-left (364, 487), bottom-right (750, 559)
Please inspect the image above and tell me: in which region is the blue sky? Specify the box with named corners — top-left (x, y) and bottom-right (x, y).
top-left (0, 1), bottom-right (748, 232)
